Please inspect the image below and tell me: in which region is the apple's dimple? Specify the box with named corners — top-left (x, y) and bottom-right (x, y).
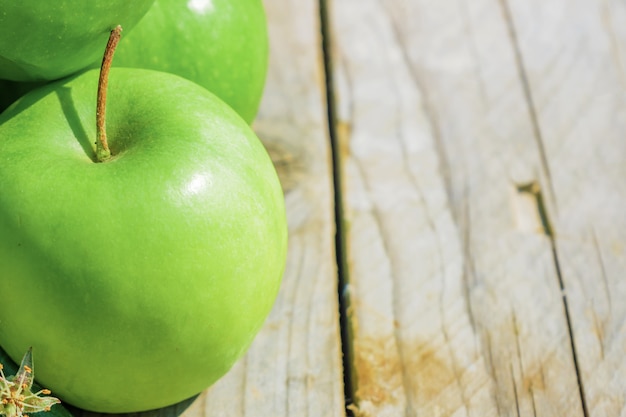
top-left (0, 68), bottom-right (288, 413)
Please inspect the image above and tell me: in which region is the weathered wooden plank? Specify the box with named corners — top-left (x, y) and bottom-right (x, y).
top-left (331, 0), bottom-right (586, 415)
top-left (181, 0), bottom-right (345, 416)
top-left (506, 1), bottom-right (626, 415)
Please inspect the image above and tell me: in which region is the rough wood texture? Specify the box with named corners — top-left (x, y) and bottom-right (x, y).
top-left (331, 0), bottom-right (625, 415)
top-left (181, 0), bottom-right (345, 415)
top-left (507, 1), bottom-right (626, 415)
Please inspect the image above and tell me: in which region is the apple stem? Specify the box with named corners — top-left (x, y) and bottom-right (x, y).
top-left (95, 25), bottom-right (122, 163)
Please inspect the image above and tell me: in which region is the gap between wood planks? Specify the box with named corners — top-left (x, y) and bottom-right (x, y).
top-left (318, 0), bottom-right (355, 415)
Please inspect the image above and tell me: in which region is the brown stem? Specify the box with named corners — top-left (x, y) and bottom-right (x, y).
top-left (95, 25), bottom-right (122, 162)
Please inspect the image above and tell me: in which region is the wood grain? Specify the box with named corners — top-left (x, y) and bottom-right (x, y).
top-left (506, 1), bottom-right (626, 415)
top-left (329, 0), bottom-right (602, 415)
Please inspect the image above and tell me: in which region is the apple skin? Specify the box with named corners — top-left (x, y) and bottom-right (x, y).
top-left (112, 0), bottom-right (268, 124)
top-left (0, 0), bottom-right (156, 81)
top-left (0, 68), bottom-right (287, 412)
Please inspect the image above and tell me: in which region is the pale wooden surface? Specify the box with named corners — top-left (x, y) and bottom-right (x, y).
top-left (507, 1), bottom-right (626, 416)
top-left (174, 0), bottom-right (625, 416)
top-left (333, 0), bottom-right (626, 416)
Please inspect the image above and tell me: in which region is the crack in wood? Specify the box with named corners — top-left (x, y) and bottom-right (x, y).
top-left (510, 362), bottom-right (522, 417)
top-left (590, 309), bottom-right (606, 362)
top-left (549, 244), bottom-right (591, 417)
top-left (438, 279), bottom-right (472, 416)
top-left (530, 386), bottom-right (538, 417)
top-left (515, 182), bottom-right (552, 237)
top-left (498, 0), bottom-right (558, 215)
top-left (515, 180), bottom-right (590, 417)
top-left (376, 0), bottom-right (456, 222)
top-left (591, 227), bottom-right (613, 316)
top-left (318, 0), bottom-right (354, 415)
top-left (512, 312), bottom-right (526, 390)
top-left (286, 244), bottom-right (308, 417)
top-left (485, 332), bottom-right (505, 416)
top-left (461, 181), bottom-right (478, 336)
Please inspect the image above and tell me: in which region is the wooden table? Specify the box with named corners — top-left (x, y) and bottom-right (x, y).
top-left (181, 0), bottom-right (626, 416)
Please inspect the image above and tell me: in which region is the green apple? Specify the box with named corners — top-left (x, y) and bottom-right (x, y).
top-left (0, 0), bottom-right (155, 81)
top-left (0, 67), bottom-right (287, 412)
top-left (112, 0), bottom-right (269, 124)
